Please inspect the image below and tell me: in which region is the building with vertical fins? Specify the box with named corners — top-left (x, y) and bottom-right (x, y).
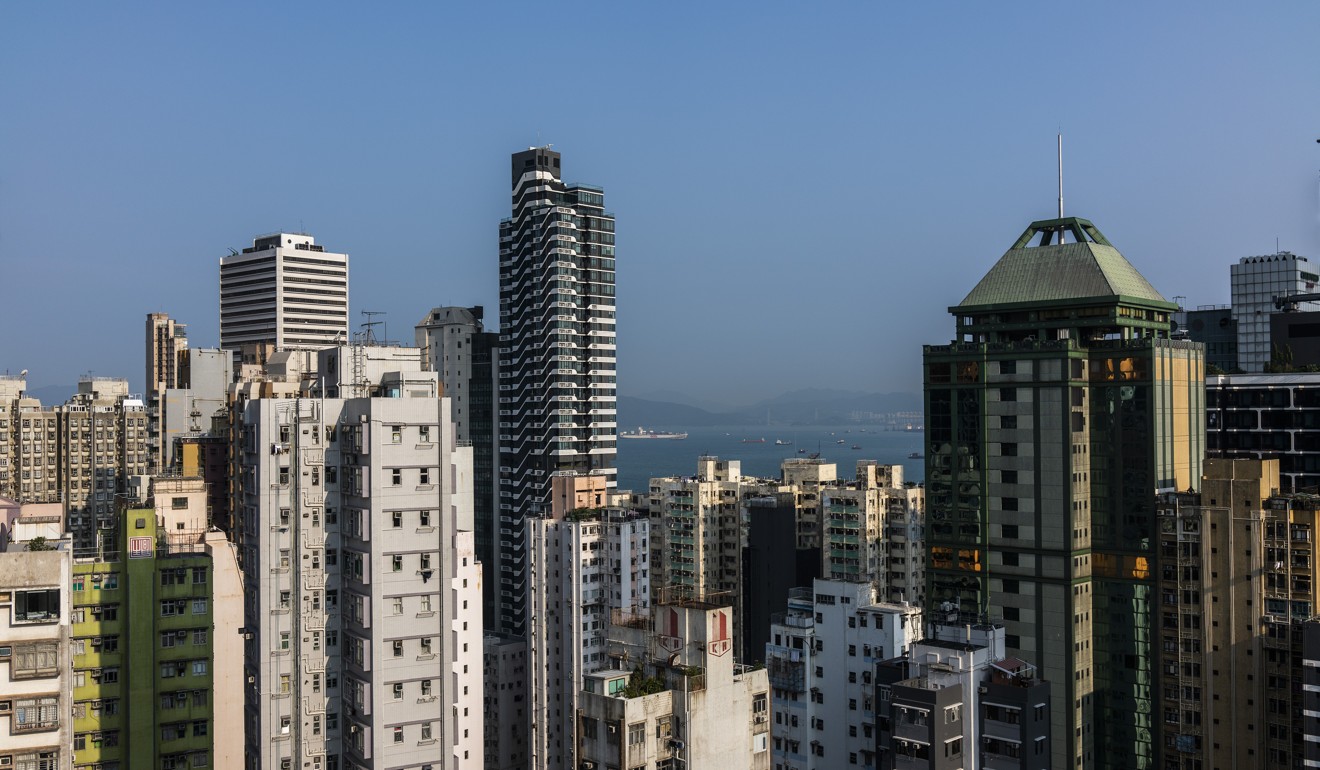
top-left (497, 147), bottom-right (617, 634)
top-left (922, 217), bottom-right (1203, 769)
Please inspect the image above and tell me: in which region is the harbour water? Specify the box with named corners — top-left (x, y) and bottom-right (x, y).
top-left (614, 424), bottom-right (925, 492)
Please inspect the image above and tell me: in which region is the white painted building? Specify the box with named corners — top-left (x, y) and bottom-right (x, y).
top-left (0, 511), bottom-right (73, 770)
top-left (219, 233), bottom-right (349, 352)
top-left (579, 601), bottom-right (771, 770)
top-left (766, 578), bottom-right (922, 770)
top-left (236, 347), bottom-right (481, 770)
top-left (526, 506), bottom-right (650, 770)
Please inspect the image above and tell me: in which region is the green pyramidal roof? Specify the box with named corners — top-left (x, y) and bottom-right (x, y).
top-left (955, 217), bottom-right (1173, 311)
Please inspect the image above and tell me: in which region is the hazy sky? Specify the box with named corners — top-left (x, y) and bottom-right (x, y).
top-left (3, 3), bottom-right (1319, 404)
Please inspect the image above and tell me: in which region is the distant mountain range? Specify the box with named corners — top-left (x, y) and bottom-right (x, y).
top-left (618, 388), bottom-right (921, 427)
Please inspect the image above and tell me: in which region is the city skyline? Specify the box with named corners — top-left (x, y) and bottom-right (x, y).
top-left (4, 3), bottom-right (1320, 403)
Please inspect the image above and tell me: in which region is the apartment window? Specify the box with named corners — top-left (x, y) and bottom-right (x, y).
top-left (192, 567), bottom-right (207, 584)
top-left (421, 680), bottom-right (432, 696)
top-left (392, 597), bottom-right (403, 615)
top-left (420, 468), bottom-right (430, 485)
top-left (192, 661), bottom-right (207, 676)
top-left (14, 589), bottom-right (61, 623)
top-left (391, 469), bottom-right (402, 486)
top-left (392, 555), bottom-right (403, 572)
top-left (420, 595), bottom-right (432, 613)
top-left (420, 553), bottom-right (431, 570)
top-left (419, 510), bottom-right (431, 527)
top-left (192, 598), bottom-right (207, 614)
top-left (421, 722), bottom-right (432, 740)
top-left (280, 632), bottom-right (290, 650)
top-left (392, 511), bottom-right (402, 528)
top-left (393, 683), bottom-right (403, 700)
top-left (391, 426), bottom-right (402, 443)
top-left (629, 722), bottom-right (646, 745)
top-left (420, 637), bottom-right (433, 655)
top-left (393, 640), bottom-right (403, 657)
top-left (14, 696), bottom-right (59, 732)
top-left (393, 726), bottom-right (404, 743)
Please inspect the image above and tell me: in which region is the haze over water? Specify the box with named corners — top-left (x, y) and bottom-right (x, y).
top-left (614, 424), bottom-right (926, 492)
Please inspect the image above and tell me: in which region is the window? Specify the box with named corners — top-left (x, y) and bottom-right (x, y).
top-left (393, 726), bottom-right (404, 743)
top-left (392, 555), bottom-right (403, 572)
top-left (393, 683), bottom-right (403, 700)
top-left (392, 597), bottom-right (403, 615)
top-left (392, 511), bottom-right (402, 528)
top-left (421, 721), bottom-right (432, 740)
top-left (14, 589), bottom-right (61, 622)
top-left (192, 599), bottom-right (208, 614)
top-left (421, 679), bottom-right (432, 696)
top-left (420, 595), bottom-right (432, 613)
top-left (419, 510), bottom-right (431, 527)
top-left (420, 468), bottom-right (430, 485)
top-left (391, 469), bottom-right (402, 486)
top-left (14, 696), bottom-right (59, 732)
top-left (419, 425), bottom-right (431, 442)
top-left (629, 721), bottom-right (646, 745)
top-left (192, 660), bottom-right (207, 676)
top-left (192, 567), bottom-right (207, 584)
top-left (393, 640), bottom-right (403, 657)
top-left (420, 637), bottom-right (433, 655)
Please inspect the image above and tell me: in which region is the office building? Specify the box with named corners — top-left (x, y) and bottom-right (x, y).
top-left (742, 492), bottom-right (821, 665)
top-left (482, 633), bottom-right (528, 770)
top-left (579, 601), bottom-right (771, 770)
top-left (875, 621), bottom-right (1052, 770)
top-left (497, 146), bottom-right (617, 634)
top-left (526, 505), bottom-right (650, 770)
top-left (0, 377), bottom-right (150, 549)
top-left (70, 477), bottom-right (244, 770)
top-left (1206, 372), bottom-right (1320, 493)
top-left (766, 579), bottom-right (922, 770)
top-left (0, 506), bottom-right (73, 770)
top-left (923, 216), bottom-right (1202, 769)
top-left (219, 232), bottom-right (349, 352)
top-left (1155, 458), bottom-right (1320, 769)
top-left (234, 346), bottom-right (481, 770)
top-left (1230, 252), bottom-right (1320, 372)
top-left (1175, 305), bottom-right (1237, 373)
top-left (416, 306), bottom-right (502, 627)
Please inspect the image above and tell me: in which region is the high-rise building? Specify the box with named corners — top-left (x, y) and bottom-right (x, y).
top-left (234, 346), bottom-right (481, 770)
top-left (219, 232), bottom-right (349, 352)
top-left (766, 579), bottom-right (922, 770)
top-left (821, 463), bottom-right (922, 586)
top-left (1206, 372), bottom-right (1320, 494)
top-left (1174, 305), bottom-right (1237, 373)
top-left (416, 305), bottom-right (502, 627)
top-left (1230, 252), bottom-right (1320, 372)
top-left (1155, 458), bottom-right (1320, 769)
top-left (526, 505), bottom-right (650, 770)
top-left (147, 312), bottom-right (189, 472)
top-left (160, 347), bottom-right (233, 472)
top-left (482, 633), bottom-right (528, 770)
top-left (0, 506), bottom-right (73, 770)
top-left (742, 492), bottom-right (822, 665)
top-left (497, 146), bottom-right (618, 634)
top-left (922, 216), bottom-right (1202, 769)
top-left (0, 377), bottom-right (150, 549)
top-left (70, 477), bottom-right (244, 770)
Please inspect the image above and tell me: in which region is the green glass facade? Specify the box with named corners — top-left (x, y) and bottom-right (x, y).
top-left (922, 218), bottom-right (1204, 770)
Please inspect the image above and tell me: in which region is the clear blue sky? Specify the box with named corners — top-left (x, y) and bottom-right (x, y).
top-left (3, 3), bottom-right (1319, 405)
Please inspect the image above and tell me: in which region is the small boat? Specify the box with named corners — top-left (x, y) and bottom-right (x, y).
top-left (851, 444), bottom-right (861, 450)
top-left (835, 439), bottom-right (846, 445)
top-left (909, 452), bottom-right (924, 459)
top-left (742, 438), bottom-right (766, 444)
top-left (797, 448), bottom-right (807, 454)
top-left (774, 439), bottom-right (792, 446)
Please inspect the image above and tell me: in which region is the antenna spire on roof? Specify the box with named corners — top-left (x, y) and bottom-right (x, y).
top-left (1057, 133), bottom-right (1064, 219)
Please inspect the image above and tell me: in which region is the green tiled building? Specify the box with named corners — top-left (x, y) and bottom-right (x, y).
top-left (70, 478), bottom-right (243, 770)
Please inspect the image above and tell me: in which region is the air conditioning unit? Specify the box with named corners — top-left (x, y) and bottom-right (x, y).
top-left (978, 685), bottom-right (988, 694)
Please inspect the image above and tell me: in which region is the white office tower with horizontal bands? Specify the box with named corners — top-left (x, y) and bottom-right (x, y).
top-left (498, 147), bottom-right (618, 636)
top-left (220, 233), bottom-right (349, 352)
top-left (1230, 251), bottom-right (1320, 372)
top-left (526, 507), bottom-right (650, 770)
top-left (235, 350), bottom-right (480, 770)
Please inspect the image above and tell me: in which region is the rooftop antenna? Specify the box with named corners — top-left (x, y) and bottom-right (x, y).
top-left (1057, 132), bottom-right (1064, 219)
top-left (361, 311), bottom-right (387, 346)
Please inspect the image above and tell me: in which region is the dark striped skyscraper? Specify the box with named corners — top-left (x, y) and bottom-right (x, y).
top-left (498, 147), bottom-right (617, 634)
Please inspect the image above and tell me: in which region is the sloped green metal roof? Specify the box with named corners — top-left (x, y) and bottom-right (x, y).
top-left (956, 219), bottom-right (1172, 310)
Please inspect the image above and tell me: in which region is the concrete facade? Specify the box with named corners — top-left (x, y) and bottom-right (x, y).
top-left (482, 633), bottom-right (528, 770)
top-left (766, 579), bottom-right (922, 770)
top-left (235, 348), bottom-right (481, 770)
top-left (526, 506), bottom-right (650, 770)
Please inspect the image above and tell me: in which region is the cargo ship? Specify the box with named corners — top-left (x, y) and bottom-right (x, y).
top-left (620, 427), bottom-right (688, 440)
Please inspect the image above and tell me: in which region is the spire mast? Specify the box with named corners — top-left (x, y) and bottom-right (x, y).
top-left (1057, 133), bottom-right (1064, 219)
